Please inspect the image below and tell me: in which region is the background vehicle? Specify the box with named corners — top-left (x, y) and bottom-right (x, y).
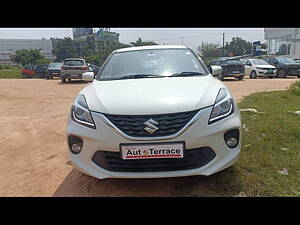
top-left (45, 62), bottom-right (63, 79)
top-left (263, 56), bottom-right (300, 78)
top-left (35, 64), bottom-right (48, 78)
top-left (60, 58), bottom-right (89, 83)
top-left (294, 59), bottom-right (300, 63)
top-left (21, 66), bottom-right (36, 78)
top-left (244, 58), bottom-right (276, 79)
top-left (208, 57), bottom-right (245, 81)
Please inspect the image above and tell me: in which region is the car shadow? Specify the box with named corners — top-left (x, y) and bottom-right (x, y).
top-left (57, 80), bottom-right (90, 85)
top-left (52, 166), bottom-right (243, 197)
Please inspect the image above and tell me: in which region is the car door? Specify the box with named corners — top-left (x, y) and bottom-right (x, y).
top-left (244, 60), bottom-right (252, 75)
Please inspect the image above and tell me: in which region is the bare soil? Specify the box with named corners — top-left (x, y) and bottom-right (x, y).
top-left (0, 77), bottom-right (298, 197)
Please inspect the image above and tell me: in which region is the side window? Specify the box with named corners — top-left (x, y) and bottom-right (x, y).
top-left (245, 60), bottom-right (251, 66)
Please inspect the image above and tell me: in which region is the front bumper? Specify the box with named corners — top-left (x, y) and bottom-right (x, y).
top-left (257, 69), bottom-right (276, 77)
top-left (67, 105), bottom-right (242, 179)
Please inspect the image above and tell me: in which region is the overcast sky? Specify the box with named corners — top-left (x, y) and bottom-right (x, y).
top-left (0, 28), bottom-right (265, 50)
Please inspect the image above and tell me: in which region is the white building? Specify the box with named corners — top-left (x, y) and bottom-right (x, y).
top-left (264, 28), bottom-right (300, 58)
top-left (0, 39), bottom-right (55, 64)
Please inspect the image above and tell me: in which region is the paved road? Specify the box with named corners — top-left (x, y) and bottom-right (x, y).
top-left (0, 77), bottom-right (298, 196)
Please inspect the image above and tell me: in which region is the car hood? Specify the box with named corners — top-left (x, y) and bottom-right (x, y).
top-left (81, 75), bottom-right (225, 115)
top-left (255, 65), bottom-right (275, 69)
top-left (284, 63), bottom-right (300, 67)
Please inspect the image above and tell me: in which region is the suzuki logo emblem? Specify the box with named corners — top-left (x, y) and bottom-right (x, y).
top-left (144, 119), bottom-right (159, 134)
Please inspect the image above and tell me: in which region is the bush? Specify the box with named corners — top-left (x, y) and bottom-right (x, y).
top-left (0, 65), bottom-right (3, 70)
top-left (289, 81), bottom-right (300, 96)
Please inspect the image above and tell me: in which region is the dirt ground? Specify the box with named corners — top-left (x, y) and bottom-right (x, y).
top-left (0, 77), bottom-right (298, 197)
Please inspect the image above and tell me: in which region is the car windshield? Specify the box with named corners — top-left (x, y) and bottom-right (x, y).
top-left (96, 48), bottom-right (208, 80)
top-left (277, 57), bottom-right (296, 63)
top-left (48, 63), bottom-right (63, 68)
top-left (223, 60), bottom-right (244, 65)
top-left (250, 59), bottom-right (270, 65)
top-left (64, 60), bottom-right (84, 66)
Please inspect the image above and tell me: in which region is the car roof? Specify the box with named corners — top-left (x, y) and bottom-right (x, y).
top-left (64, 58), bottom-right (85, 61)
top-left (114, 45), bottom-right (188, 53)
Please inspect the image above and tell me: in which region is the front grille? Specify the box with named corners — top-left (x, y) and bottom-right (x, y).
top-left (103, 110), bottom-right (199, 137)
top-left (92, 147), bottom-right (216, 172)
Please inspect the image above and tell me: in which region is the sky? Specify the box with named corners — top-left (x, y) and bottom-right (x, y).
top-left (0, 28), bottom-right (265, 50)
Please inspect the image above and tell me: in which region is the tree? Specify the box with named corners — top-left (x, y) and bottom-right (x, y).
top-left (197, 43), bottom-right (228, 59)
top-left (130, 37), bottom-right (158, 46)
top-left (224, 37), bottom-right (252, 56)
top-left (52, 37), bottom-right (78, 61)
top-left (11, 49), bottom-right (45, 66)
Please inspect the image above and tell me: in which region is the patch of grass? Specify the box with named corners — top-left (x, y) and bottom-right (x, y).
top-left (289, 81), bottom-right (300, 96)
top-left (174, 88), bottom-right (300, 197)
top-left (0, 66), bottom-right (22, 79)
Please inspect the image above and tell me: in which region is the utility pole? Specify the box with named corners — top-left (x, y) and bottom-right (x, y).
top-left (222, 33), bottom-right (227, 57)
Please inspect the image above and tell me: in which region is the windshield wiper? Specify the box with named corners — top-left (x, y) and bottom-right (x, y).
top-left (168, 72), bottom-right (203, 77)
top-left (117, 74), bottom-right (164, 80)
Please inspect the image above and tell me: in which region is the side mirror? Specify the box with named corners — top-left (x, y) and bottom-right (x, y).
top-left (210, 65), bottom-right (222, 76)
top-left (82, 72), bottom-right (94, 81)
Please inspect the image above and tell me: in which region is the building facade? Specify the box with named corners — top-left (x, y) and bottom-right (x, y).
top-left (0, 39), bottom-right (55, 64)
top-left (264, 28), bottom-right (300, 58)
top-left (72, 28), bottom-right (93, 40)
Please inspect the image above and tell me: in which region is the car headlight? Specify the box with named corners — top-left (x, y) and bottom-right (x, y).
top-left (208, 88), bottom-right (234, 124)
top-left (71, 94), bottom-right (96, 129)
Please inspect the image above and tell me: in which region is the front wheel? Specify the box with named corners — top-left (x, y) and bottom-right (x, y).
top-left (61, 77), bottom-right (66, 83)
top-left (276, 69), bottom-right (287, 78)
top-left (250, 71), bottom-right (257, 79)
top-left (217, 73), bottom-right (224, 81)
top-left (238, 75), bottom-right (244, 80)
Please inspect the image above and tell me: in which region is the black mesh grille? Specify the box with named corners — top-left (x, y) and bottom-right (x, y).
top-left (103, 110), bottom-right (199, 137)
top-left (92, 147), bottom-right (216, 172)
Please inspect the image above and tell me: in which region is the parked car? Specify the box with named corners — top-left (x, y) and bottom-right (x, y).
top-left (67, 45), bottom-right (242, 179)
top-left (208, 57), bottom-right (245, 81)
top-left (21, 66), bottom-right (36, 78)
top-left (35, 64), bottom-right (49, 78)
top-left (294, 59), bottom-right (300, 63)
top-left (244, 58), bottom-right (276, 79)
top-left (45, 62), bottom-right (63, 79)
top-left (88, 63), bottom-right (100, 78)
top-left (60, 58), bottom-right (89, 83)
top-left (263, 56), bottom-right (300, 78)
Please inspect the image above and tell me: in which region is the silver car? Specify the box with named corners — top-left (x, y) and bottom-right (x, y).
top-left (60, 58), bottom-right (89, 83)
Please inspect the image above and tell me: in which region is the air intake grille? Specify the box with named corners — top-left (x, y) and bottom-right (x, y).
top-left (103, 109), bottom-right (199, 137)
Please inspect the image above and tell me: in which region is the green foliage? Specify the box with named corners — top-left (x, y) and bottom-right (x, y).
top-left (224, 37), bottom-right (252, 56)
top-left (52, 37), bottom-right (78, 61)
top-left (10, 49), bottom-right (45, 66)
top-left (197, 43), bottom-right (228, 60)
top-left (130, 37), bottom-right (158, 47)
top-left (0, 66), bottom-right (22, 78)
top-left (289, 81), bottom-right (300, 96)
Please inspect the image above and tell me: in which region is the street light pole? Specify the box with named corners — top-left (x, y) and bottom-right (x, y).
top-left (222, 33), bottom-right (227, 57)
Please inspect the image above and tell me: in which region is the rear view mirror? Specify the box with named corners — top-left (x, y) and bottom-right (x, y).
top-left (82, 72), bottom-right (94, 81)
top-left (210, 65), bottom-right (222, 76)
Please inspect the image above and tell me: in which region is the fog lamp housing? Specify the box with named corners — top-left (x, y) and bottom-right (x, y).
top-left (68, 135), bottom-right (83, 154)
top-left (224, 129), bottom-right (239, 148)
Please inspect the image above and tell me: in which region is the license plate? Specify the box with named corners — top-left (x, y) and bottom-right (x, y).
top-left (267, 70), bottom-right (273, 73)
top-left (120, 142), bottom-right (185, 160)
top-left (52, 72), bottom-right (58, 75)
top-left (232, 71), bottom-right (240, 74)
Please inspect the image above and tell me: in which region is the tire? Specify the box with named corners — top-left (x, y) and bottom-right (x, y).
top-left (68, 78), bottom-right (71, 82)
top-left (250, 71), bottom-right (257, 79)
top-left (22, 73), bottom-right (27, 79)
top-left (297, 75), bottom-right (300, 78)
top-left (238, 75), bottom-right (244, 80)
top-left (276, 69), bottom-right (286, 78)
top-left (46, 76), bottom-right (50, 80)
top-left (217, 73), bottom-right (224, 81)
top-left (61, 77), bottom-right (66, 83)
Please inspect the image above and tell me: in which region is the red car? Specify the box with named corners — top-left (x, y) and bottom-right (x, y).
top-left (21, 66), bottom-right (36, 78)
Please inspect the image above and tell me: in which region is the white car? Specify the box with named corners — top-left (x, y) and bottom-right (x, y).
top-left (67, 45), bottom-right (242, 179)
top-left (244, 58), bottom-right (277, 79)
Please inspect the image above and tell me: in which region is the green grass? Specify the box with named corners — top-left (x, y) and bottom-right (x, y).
top-left (289, 81), bottom-right (300, 96)
top-left (0, 66), bottom-right (22, 78)
top-left (171, 87), bottom-right (300, 197)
